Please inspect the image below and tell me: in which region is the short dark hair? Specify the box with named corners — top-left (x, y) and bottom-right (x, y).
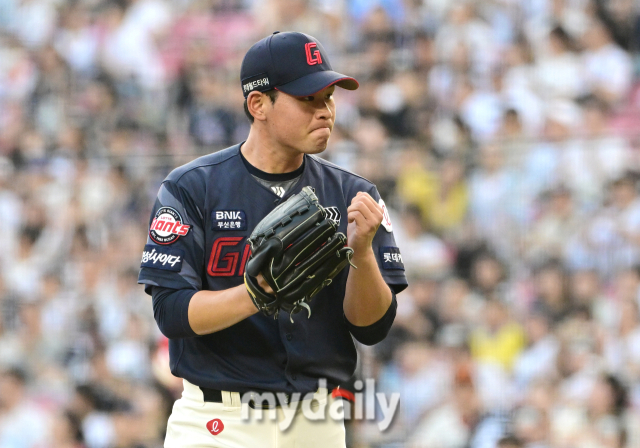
top-left (244, 90), bottom-right (279, 123)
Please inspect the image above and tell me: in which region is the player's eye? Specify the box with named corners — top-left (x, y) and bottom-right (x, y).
top-left (302, 96), bottom-right (314, 101)
top-left (326, 93), bottom-right (333, 100)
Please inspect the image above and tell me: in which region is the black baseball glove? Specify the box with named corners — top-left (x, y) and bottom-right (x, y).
top-left (244, 186), bottom-right (354, 321)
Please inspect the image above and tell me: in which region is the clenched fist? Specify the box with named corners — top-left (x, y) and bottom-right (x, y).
top-left (347, 192), bottom-right (383, 259)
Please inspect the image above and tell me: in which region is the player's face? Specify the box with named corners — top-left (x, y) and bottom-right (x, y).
top-left (267, 85), bottom-right (336, 155)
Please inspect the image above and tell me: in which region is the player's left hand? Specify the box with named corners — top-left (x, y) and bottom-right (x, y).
top-left (347, 192), bottom-right (383, 258)
top-left (256, 274), bottom-right (274, 295)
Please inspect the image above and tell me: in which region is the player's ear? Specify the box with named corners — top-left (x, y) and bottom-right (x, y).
top-left (246, 91), bottom-right (268, 122)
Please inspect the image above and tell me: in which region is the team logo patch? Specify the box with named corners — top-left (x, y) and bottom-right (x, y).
top-left (325, 206), bottom-right (341, 226)
top-left (149, 207), bottom-right (191, 245)
top-left (379, 198), bottom-right (393, 232)
top-left (212, 210), bottom-right (247, 231)
top-left (141, 245), bottom-right (185, 271)
top-left (305, 42), bottom-right (322, 65)
top-left (206, 418), bottom-right (224, 436)
top-left (380, 246), bottom-right (404, 270)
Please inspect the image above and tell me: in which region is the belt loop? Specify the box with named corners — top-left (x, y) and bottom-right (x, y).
top-left (221, 390), bottom-right (242, 411)
top-left (231, 391), bottom-right (242, 408)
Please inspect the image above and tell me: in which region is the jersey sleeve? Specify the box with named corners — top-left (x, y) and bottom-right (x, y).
top-left (366, 186), bottom-right (408, 294)
top-left (138, 178), bottom-right (206, 295)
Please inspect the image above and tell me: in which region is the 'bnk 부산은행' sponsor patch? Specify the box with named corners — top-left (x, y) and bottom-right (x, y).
top-left (212, 210), bottom-right (247, 231)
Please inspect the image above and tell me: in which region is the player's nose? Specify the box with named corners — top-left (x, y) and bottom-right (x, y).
top-left (316, 101), bottom-right (333, 120)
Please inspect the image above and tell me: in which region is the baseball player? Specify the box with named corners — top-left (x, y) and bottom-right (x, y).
top-left (138, 31), bottom-right (408, 447)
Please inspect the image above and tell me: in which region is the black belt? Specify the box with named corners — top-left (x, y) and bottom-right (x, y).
top-left (200, 387), bottom-right (224, 403)
top-left (200, 387), bottom-right (298, 409)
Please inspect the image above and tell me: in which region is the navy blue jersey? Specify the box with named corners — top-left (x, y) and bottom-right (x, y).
top-left (138, 143), bottom-right (408, 394)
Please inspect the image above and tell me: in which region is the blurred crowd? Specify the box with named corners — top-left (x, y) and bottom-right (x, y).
top-left (1, 0), bottom-right (640, 447)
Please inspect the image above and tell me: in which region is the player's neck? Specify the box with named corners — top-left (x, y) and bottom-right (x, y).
top-left (242, 132), bottom-right (304, 174)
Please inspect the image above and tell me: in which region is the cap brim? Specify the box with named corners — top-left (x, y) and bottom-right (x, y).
top-left (276, 70), bottom-right (359, 97)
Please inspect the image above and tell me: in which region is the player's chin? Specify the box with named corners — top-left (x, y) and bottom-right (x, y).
top-left (309, 141), bottom-right (329, 154)
top-left (305, 135), bottom-right (331, 154)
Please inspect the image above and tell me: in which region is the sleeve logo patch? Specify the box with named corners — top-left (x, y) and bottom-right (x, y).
top-left (212, 210), bottom-right (247, 231)
top-left (379, 198), bottom-right (393, 232)
top-left (149, 207), bottom-right (191, 245)
top-left (141, 245), bottom-right (185, 271)
top-left (380, 246), bottom-right (404, 270)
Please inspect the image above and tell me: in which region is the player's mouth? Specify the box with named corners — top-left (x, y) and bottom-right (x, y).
top-left (310, 125), bottom-right (332, 133)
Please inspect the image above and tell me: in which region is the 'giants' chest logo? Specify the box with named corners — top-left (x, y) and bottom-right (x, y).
top-left (207, 237), bottom-right (251, 277)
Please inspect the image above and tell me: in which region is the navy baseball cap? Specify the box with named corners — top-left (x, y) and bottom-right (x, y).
top-left (241, 31), bottom-right (359, 98)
